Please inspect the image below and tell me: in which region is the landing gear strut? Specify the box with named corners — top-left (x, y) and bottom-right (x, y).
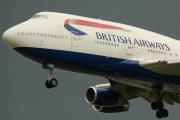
top-left (151, 91), bottom-right (169, 119)
top-left (43, 63), bottom-right (58, 89)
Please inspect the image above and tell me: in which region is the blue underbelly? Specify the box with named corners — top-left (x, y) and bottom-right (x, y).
top-left (14, 47), bottom-right (180, 84)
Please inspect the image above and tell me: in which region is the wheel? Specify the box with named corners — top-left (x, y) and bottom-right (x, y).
top-left (151, 102), bottom-right (158, 110)
top-left (161, 109), bottom-right (169, 118)
top-left (156, 110), bottom-right (162, 119)
top-left (49, 78), bottom-right (58, 87)
top-left (45, 80), bottom-right (52, 89)
top-left (157, 100), bottom-right (164, 110)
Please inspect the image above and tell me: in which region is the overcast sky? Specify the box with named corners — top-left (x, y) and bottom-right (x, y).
top-left (1, 0), bottom-right (180, 120)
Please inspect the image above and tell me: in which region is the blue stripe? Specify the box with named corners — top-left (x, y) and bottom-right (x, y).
top-left (14, 47), bottom-right (180, 85)
top-left (64, 24), bottom-right (87, 35)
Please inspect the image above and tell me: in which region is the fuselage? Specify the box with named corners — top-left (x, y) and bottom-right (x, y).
top-left (3, 12), bottom-right (180, 92)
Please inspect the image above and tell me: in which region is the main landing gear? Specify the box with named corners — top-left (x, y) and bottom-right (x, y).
top-left (151, 91), bottom-right (169, 119)
top-left (43, 63), bottom-right (58, 89)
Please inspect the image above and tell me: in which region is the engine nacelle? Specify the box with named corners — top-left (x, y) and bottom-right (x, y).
top-left (93, 101), bottom-right (129, 113)
top-left (85, 87), bottom-right (124, 106)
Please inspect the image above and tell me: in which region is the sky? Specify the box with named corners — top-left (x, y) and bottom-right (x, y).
top-left (1, 0), bottom-right (180, 120)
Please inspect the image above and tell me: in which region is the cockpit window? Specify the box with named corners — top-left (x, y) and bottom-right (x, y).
top-left (31, 15), bottom-right (48, 19)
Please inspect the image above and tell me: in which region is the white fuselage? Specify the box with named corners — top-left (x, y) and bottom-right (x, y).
top-left (8, 12), bottom-right (180, 59)
top-left (3, 12), bottom-right (180, 92)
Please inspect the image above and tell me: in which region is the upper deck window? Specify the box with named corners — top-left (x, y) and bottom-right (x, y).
top-left (31, 15), bottom-right (48, 19)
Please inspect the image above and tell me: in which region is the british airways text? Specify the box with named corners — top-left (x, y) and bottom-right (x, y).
top-left (95, 32), bottom-right (170, 51)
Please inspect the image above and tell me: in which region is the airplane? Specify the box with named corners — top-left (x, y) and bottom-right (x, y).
top-left (2, 12), bottom-right (180, 119)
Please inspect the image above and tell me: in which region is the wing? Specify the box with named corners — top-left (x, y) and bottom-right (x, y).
top-left (109, 81), bottom-right (180, 105)
top-left (139, 57), bottom-right (180, 76)
top-left (85, 81), bottom-right (180, 117)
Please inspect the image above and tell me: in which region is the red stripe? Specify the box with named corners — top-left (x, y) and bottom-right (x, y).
top-left (64, 19), bottom-right (122, 30)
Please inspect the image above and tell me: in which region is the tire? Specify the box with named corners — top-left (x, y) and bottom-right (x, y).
top-left (156, 110), bottom-right (162, 119)
top-left (162, 109), bottom-right (168, 118)
top-left (49, 78), bottom-right (58, 87)
top-left (157, 100), bottom-right (164, 110)
top-left (151, 102), bottom-right (157, 110)
top-left (45, 80), bottom-right (52, 89)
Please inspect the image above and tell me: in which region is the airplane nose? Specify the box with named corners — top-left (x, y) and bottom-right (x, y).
top-left (2, 28), bottom-right (15, 47)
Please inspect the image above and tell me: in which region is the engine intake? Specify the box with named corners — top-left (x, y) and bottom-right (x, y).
top-left (85, 87), bottom-right (124, 106)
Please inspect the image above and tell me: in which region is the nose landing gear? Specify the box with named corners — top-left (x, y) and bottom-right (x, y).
top-left (43, 63), bottom-right (58, 89)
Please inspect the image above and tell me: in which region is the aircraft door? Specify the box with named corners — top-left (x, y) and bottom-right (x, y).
top-left (70, 31), bottom-right (79, 47)
top-left (125, 44), bottom-right (133, 60)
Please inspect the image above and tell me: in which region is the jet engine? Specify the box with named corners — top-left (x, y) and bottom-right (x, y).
top-left (85, 87), bottom-right (125, 106)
